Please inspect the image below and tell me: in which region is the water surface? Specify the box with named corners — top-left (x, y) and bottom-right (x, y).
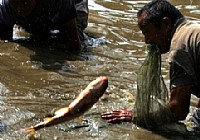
top-left (0, 0), bottom-right (200, 139)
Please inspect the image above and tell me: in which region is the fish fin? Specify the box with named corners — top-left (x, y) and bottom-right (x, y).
top-left (17, 117), bottom-right (54, 133)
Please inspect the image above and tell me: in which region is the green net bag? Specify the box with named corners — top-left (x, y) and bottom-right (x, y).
top-left (135, 45), bottom-right (174, 128)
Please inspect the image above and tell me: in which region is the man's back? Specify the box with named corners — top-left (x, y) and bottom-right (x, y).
top-left (0, 0), bottom-right (77, 36)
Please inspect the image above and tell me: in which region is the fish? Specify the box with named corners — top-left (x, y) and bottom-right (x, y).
top-left (16, 76), bottom-right (108, 133)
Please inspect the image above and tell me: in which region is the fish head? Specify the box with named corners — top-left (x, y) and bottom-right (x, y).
top-left (87, 76), bottom-right (108, 90)
top-left (86, 76), bottom-right (108, 99)
top-left (69, 76), bottom-right (108, 113)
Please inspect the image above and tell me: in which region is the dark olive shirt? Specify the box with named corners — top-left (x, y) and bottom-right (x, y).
top-left (169, 18), bottom-right (200, 97)
top-left (0, 0), bottom-right (76, 37)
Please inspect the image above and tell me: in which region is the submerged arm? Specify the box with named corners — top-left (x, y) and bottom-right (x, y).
top-left (168, 84), bottom-right (192, 120)
top-left (63, 17), bottom-right (81, 51)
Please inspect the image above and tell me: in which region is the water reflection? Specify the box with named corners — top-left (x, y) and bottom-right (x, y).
top-left (0, 0), bottom-right (200, 139)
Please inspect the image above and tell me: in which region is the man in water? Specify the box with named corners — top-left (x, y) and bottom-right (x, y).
top-left (0, 0), bottom-right (88, 51)
top-left (101, 0), bottom-right (200, 126)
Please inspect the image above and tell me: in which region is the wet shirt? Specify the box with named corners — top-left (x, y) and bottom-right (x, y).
top-left (0, 0), bottom-right (76, 34)
top-left (169, 18), bottom-right (200, 97)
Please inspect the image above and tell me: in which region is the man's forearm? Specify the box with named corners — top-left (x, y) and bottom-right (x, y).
top-left (133, 106), bottom-right (176, 128)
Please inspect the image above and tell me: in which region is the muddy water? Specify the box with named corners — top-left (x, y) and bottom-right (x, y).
top-left (0, 0), bottom-right (200, 140)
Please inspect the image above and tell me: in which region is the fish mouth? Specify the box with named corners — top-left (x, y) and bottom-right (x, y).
top-left (87, 76), bottom-right (108, 88)
top-left (99, 76), bottom-right (108, 81)
top-left (92, 76), bottom-right (108, 89)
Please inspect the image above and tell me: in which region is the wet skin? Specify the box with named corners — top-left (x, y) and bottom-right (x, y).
top-left (137, 11), bottom-right (172, 54)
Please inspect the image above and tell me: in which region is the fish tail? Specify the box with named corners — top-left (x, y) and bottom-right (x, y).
top-left (31, 117), bottom-right (55, 131)
top-left (16, 116), bottom-right (57, 133)
top-left (16, 127), bottom-right (35, 133)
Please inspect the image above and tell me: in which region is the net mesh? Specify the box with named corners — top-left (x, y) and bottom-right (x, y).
top-left (135, 45), bottom-right (174, 128)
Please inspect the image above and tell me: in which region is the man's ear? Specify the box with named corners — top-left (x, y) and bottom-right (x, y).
top-left (162, 17), bottom-right (172, 32)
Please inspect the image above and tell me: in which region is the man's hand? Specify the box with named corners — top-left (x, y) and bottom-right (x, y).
top-left (101, 108), bottom-right (133, 123)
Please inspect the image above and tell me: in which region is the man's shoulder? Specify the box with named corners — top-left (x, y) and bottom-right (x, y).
top-left (172, 19), bottom-right (200, 46)
top-left (180, 20), bottom-right (200, 44)
top-left (177, 20), bottom-right (200, 35)
top-left (184, 20), bottom-right (200, 31)
top-left (169, 19), bottom-right (200, 75)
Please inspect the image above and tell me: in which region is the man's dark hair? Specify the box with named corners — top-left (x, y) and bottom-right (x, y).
top-left (137, 0), bottom-right (183, 27)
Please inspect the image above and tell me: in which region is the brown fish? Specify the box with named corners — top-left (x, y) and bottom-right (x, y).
top-left (17, 76), bottom-right (108, 133)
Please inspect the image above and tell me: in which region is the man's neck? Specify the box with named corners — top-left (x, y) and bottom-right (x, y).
top-left (171, 17), bottom-right (186, 37)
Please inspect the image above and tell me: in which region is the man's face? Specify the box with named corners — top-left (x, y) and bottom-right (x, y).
top-left (137, 11), bottom-right (171, 54)
top-left (10, 0), bottom-right (36, 17)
